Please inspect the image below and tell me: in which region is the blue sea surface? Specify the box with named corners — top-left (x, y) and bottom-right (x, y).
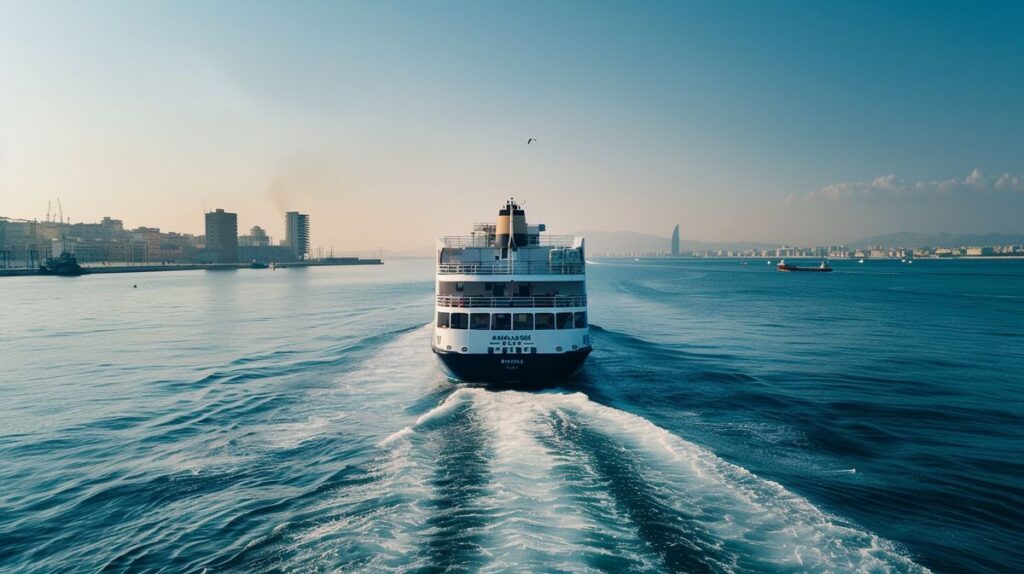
top-left (1, 258), bottom-right (1021, 573)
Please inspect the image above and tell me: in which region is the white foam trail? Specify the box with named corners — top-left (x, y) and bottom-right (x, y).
top-left (456, 389), bottom-right (928, 573)
top-left (468, 390), bottom-right (657, 572)
top-left (276, 364), bottom-right (928, 573)
top-left (379, 387), bottom-right (472, 446)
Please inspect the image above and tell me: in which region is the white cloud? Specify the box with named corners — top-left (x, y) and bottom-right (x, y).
top-left (995, 173), bottom-right (1023, 190)
top-left (804, 169), bottom-right (1024, 201)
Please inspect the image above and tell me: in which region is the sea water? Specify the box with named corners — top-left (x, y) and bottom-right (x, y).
top-left (1, 258), bottom-right (1021, 573)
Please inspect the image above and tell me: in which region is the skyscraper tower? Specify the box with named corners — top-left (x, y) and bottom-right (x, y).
top-left (671, 224), bottom-right (680, 257)
top-left (205, 208), bottom-right (238, 263)
top-left (285, 212), bottom-right (310, 261)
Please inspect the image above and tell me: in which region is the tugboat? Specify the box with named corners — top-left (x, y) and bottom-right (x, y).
top-left (777, 259), bottom-right (832, 273)
top-left (432, 199), bottom-right (591, 384)
top-left (39, 251), bottom-right (84, 276)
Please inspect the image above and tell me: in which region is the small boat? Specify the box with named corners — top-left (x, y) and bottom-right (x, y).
top-left (858, 259), bottom-right (865, 264)
top-left (777, 259), bottom-right (832, 273)
top-left (39, 251), bottom-right (84, 276)
top-left (250, 260), bottom-right (269, 269)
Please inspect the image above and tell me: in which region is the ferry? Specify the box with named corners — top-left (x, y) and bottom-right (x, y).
top-left (432, 199), bottom-right (591, 384)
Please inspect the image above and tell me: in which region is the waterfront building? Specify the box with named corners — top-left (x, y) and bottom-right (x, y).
top-left (239, 226), bottom-right (271, 247)
top-left (0, 218), bottom-right (61, 267)
top-left (285, 212), bottom-right (310, 261)
top-left (204, 209), bottom-right (238, 263)
top-left (70, 239), bottom-right (148, 263)
top-left (131, 227), bottom-right (163, 262)
top-left (66, 217), bottom-right (125, 241)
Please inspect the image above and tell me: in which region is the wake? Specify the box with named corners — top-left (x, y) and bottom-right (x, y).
top-left (376, 388), bottom-right (930, 573)
top-left (242, 321), bottom-right (927, 573)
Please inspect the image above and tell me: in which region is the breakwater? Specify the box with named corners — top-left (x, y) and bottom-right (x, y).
top-left (0, 258), bottom-right (383, 277)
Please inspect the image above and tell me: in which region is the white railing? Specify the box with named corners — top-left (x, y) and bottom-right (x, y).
top-left (439, 235), bottom-right (578, 248)
top-left (437, 262), bottom-right (584, 275)
top-left (436, 295), bottom-right (587, 308)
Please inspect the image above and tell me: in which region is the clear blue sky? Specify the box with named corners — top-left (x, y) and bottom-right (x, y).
top-left (1, 1), bottom-right (1022, 249)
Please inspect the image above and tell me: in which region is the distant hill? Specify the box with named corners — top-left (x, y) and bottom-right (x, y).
top-left (572, 229), bottom-right (779, 255)
top-left (850, 232), bottom-right (1024, 249)
top-left (390, 230), bottom-right (1024, 257)
top-left (386, 231), bottom-right (780, 258)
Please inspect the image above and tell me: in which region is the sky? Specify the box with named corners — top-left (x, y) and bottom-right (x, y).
top-left (1, 0), bottom-right (1022, 250)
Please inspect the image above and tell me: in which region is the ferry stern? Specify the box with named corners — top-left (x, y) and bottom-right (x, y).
top-left (432, 199), bottom-right (591, 384)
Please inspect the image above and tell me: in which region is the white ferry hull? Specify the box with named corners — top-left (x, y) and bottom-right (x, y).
top-left (433, 346), bottom-right (591, 384)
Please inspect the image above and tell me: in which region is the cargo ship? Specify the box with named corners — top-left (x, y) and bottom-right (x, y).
top-left (432, 199), bottom-right (591, 383)
top-left (777, 260), bottom-right (832, 273)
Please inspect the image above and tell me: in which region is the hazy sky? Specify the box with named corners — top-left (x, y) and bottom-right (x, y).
top-left (2, 1), bottom-right (1022, 250)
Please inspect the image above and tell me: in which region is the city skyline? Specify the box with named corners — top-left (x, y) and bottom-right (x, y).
top-left (6, 206), bottom-right (1021, 267)
top-left (2, 2), bottom-right (1023, 250)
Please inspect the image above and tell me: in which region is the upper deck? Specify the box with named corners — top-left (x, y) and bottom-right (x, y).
top-left (436, 201), bottom-right (586, 279)
top-left (439, 233), bottom-right (577, 249)
top-left (437, 235), bottom-right (585, 277)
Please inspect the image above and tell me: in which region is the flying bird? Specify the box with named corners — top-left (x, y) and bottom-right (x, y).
top-left (527, 138), bottom-right (537, 145)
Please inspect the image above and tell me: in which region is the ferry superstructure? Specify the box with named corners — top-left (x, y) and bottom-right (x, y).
top-left (432, 199), bottom-right (591, 383)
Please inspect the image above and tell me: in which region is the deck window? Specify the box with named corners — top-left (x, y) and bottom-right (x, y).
top-left (535, 313), bottom-right (555, 330)
top-left (470, 313), bottom-right (490, 330)
top-left (436, 312), bottom-right (450, 328)
top-left (556, 312), bottom-right (575, 329)
top-left (491, 313), bottom-right (511, 330)
top-left (574, 311), bottom-right (587, 328)
top-left (513, 313), bottom-right (534, 330)
top-left (451, 312), bottom-right (468, 329)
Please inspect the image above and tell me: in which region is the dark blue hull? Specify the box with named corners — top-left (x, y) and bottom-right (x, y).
top-left (433, 346), bottom-right (591, 384)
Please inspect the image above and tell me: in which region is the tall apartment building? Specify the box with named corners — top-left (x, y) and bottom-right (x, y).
top-left (285, 212), bottom-right (310, 261)
top-left (204, 209), bottom-right (238, 263)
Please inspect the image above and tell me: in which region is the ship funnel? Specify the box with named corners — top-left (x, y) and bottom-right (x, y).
top-left (496, 198), bottom-right (527, 248)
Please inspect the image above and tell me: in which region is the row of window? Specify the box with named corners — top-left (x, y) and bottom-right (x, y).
top-left (437, 311), bottom-right (587, 330)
